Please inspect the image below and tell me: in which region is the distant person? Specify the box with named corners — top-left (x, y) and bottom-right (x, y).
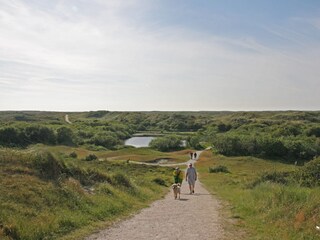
top-left (190, 152), bottom-right (193, 159)
top-left (186, 163), bottom-right (197, 194)
top-left (173, 167), bottom-right (183, 185)
top-left (194, 152), bottom-right (197, 159)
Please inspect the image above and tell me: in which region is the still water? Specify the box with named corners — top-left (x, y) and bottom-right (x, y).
top-left (124, 136), bottom-right (155, 148)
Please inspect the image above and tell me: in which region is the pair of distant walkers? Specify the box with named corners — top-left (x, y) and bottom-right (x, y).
top-left (173, 163), bottom-right (197, 194)
top-left (189, 152), bottom-right (197, 159)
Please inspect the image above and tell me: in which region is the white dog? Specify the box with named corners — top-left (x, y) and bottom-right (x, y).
top-left (172, 183), bottom-right (181, 200)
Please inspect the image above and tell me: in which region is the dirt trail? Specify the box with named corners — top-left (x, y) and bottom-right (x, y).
top-left (129, 150), bottom-right (202, 167)
top-left (87, 151), bottom-right (225, 240)
top-left (65, 114), bottom-right (72, 124)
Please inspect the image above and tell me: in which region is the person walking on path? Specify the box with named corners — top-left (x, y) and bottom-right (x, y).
top-left (173, 167), bottom-right (183, 185)
top-left (186, 163), bottom-right (197, 194)
top-left (194, 152), bottom-right (197, 159)
top-left (189, 152), bottom-right (193, 159)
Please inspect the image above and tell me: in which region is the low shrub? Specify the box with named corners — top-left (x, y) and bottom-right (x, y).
top-left (57, 127), bottom-right (76, 146)
top-left (112, 173), bottom-right (133, 188)
top-left (85, 144), bottom-right (107, 151)
top-left (209, 165), bottom-right (230, 173)
top-left (33, 152), bottom-right (64, 180)
top-left (152, 177), bottom-right (167, 186)
top-left (150, 135), bottom-right (183, 152)
top-left (251, 157), bottom-right (320, 188)
top-left (1, 224), bottom-right (20, 240)
top-left (64, 165), bottom-right (111, 186)
top-left (69, 152), bottom-right (77, 158)
top-left (85, 154), bottom-right (98, 161)
top-left (96, 184), bottom-right (113, 195)
top-left (250, 171), bottom-right (291, 188)
top-left (295, 157), bottom-right (320, 187)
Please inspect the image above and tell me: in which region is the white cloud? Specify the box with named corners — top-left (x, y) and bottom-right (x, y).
top-left (0, 0), bottom-right (319, 111)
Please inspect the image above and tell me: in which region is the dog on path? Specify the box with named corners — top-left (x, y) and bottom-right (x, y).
top-left (172, 183), bottom-right (181, 200)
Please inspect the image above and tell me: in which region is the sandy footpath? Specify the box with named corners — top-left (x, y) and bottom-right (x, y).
top-left (65, 114), bottom-right (72, 124)
top-left (86, 177), bottom-right (225, 240)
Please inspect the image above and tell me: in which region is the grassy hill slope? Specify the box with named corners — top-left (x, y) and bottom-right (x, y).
top-left (0, 148), bottom-right (171, 240)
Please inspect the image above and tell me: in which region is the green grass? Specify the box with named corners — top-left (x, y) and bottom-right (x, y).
top-left (28, 144), bottom-right (190, 164)
top-left (0, 148), bottom-right (173, 240)
top-left (197, 150), bottom-right (320, 240)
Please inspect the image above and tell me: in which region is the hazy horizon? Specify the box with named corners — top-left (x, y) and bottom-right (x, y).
top-left (1, 0), bottom-right (320, 111)
top-left (0, 109), bottom-right (319, 113)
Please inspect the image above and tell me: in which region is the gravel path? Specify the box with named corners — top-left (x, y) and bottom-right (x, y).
top-left (65, 114), bottom-right (72, 124)
top-left (86, 157), bottom-right (225, 240)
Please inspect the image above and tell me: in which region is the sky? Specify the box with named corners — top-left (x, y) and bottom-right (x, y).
top-left (0, 0), bottom-right (319, 111)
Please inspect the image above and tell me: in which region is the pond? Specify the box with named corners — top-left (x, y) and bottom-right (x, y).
top-left (124, 136), bottom-right (155, 148)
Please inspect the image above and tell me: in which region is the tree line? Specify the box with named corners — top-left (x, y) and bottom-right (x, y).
top-left (1, 111), bottom-right (319, 163)
top-left (194, 114), bottom-right (320, 162)
top-left (0, 121), bottom-right (133, 149)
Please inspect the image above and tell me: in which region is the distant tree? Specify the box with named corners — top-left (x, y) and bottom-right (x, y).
top-left (24, 125), bottom-right (56, 144)
top-left (188, 136), bottom-right (202, 150)
top-left (87, 110), bottom-right (109, 118)
top-left (57, 127), bottom-right (75, 146)
top-left (217, 123), bottom-right (232, 132)
top-left (258, 137), bottom-right (287, 158)
top-left (150, 135), bottom-right (183, 152)
top-left (306, 127), bottom-right (320, 137)
top-left (91, 133), bottom-right (119, 149)
top-left (0, 127), bottom-right (21, 147)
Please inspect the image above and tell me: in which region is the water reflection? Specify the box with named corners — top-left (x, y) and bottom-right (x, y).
top-left (124, 136), bottom-right (155, 148)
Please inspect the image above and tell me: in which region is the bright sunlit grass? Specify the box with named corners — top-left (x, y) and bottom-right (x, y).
top-left (197, 150), bottom-right (320, 240)
top-left (0, 148), bottom-right (172, 240)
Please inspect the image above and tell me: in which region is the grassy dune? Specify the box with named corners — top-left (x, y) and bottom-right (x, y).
top-left (197, 150), bottom-right (320, 240)
top-left (0, 148), bottom-right (173, 240)
top-left (28, 145), bottom-right (190, 164)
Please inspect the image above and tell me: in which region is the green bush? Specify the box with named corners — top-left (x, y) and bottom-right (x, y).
top-left (251, 171), bottom-right (291, 187)
top-left (306, 126), bottom-right (320, 137)
top-left (57, 127), bottom-right (76, 146)
top-left (87, 110), bottom-right (109, 118)
top-left (250, 157), bottom-right (320, 188)
top-left (0, 127), bottom-right (23, 147)
top-left (85, 154), bottom-right (98, 161)
top-left (209, 165), bottom-right (230, 173)
top-left (24, 125), bottom-right (56, 145)
top-left (295, 157), bottom-right (320, 187)
top-left (69, 152), bottom-right (77, 158)
top-left (150, 135), bottom-right (183, 152)
top-left (210, 134), bottom-right (320, 162)
top-left (33, 152), bottom-right (64, 180)
top-left (1, 224), bottom-right (20, 240)
top-left (217, 123), bottom-right (232, 132)
top-left (188, 136), bottom-right (202, 150)
top-left (112, 173), bottom-right (133, 188)
top-left (84, 144), bottom-right (108, 151)
top-left (91, 133), bottom-right (119, 149)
